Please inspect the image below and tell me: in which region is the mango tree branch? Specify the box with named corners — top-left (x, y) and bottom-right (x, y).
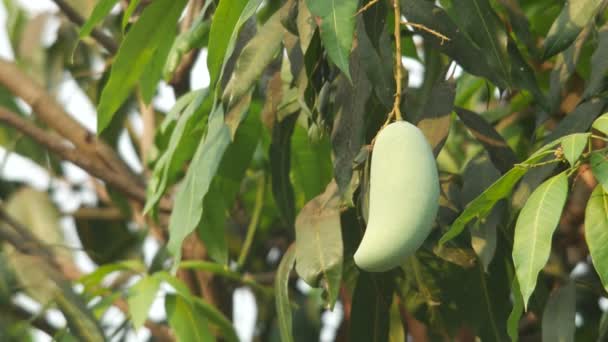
top-left (0, 107), bottom-right (172, 212)
top-left (0, 58), bottom-right (139, 185)
top-left (50, 0), bottom-right (118, 54)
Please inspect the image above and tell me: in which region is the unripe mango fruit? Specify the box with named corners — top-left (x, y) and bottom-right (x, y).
top-left (354, 121), bottom-right (440, 272)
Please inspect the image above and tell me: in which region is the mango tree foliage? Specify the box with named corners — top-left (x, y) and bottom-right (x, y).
top-left (1, 0), bottom-right (608, 340)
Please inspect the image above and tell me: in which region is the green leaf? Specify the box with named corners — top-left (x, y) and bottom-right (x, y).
top-left (275, 245), bottom-right (296, 342)
top-left (507, 277), bottom-right (524, 342)
top-left (440, 0), bottom-right (510, 85)
top-left (189, 296), bottom-right (239, 342)
top-left (96, 0), bottom-right (187, 133)
top-left (139, 27), bottom-right (175, 103)
top-left (415, 80), bottom-right (455, 157)
top-left (198, 108), bottom-right (262, 263)
top-left (585, 185), bottom-right (608, 292)
top-left (592, 112), bottom-right (608, 136)
top-left (560, 133), bottom-right (589, 167)
top-left (541, 282), bottom-right (576, 342)
top-left (207, 0), bottom-right (262, 89)
top-left (591, 152), bottom-right (608, 192)
top-left (127, 274), bottom-right (162, 330)
top-left (461, 155), bottom-right (502, 270)
top-left (222, 9), bottom-right (284, 105)
top-left (122, 0), bottom-right (142, 30)
top-left (441, 166), bottom-right (528, 244)
top-left (270, 114), bottom-right (297, 226)
top-left (542, 0), bottom-right (602, 59)
top-left (455, 107), bottom-right (518, 173)
top-left (145, 90), bottom-right (210, 214)
top-left (582, 24), bottom-right (608, 99)
top-left (513, 172), bottom-right (569, 309)
top-left (78, 0), bottom-right (119, 38)
top-left (165, 294), bottom-right (215, 342)
top-left (156, 275), bottom-right (238, 341)
top-left (167, 106), bottom-right (231, 263)
top-left (294, 181), bottom-right (343, 309)
top-left (331, 40), bottom-right (372, 193)
top-left (305, 0), bottom-right (358, 79)
top-left (291, 125), bottom-right (333, 205)
top-left (544, 99), bottom-right (606, 143)
top-left (350, 272), bottom-right (393, 342)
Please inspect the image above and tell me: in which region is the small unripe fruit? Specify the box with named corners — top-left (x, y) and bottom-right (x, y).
top-left (354, 121), bottom-right (439, 272)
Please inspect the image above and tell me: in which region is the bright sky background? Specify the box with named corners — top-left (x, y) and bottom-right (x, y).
top-left (0, 1), bottom-right (430, 341)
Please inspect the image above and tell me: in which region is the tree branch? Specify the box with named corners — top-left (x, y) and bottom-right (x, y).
top-left (0, 107), bottom-right (172, 212)
top-left (0, 58), bottom-right (139, 186)
top-left (50, 0), bottom-right (118, 54)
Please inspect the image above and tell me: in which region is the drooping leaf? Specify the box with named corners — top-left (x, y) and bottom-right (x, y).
top-left (455, 107), bottom-right (518, 174)
top-left (542, 0), bottom-right (602, 59)
top-left (290, 124), bottom-right (333, 205)
top-left (167, 106), bottom-right (231, 264)
top-left (560, 133), bottom-right (589, 167)
top-left (189, 296), bottom-right (239, 342)
top-left (591, 152), bottom-right (608, 192)
top-left (294, 181), bottom-right (343, 309)
top-left (415, 80), bottom-right (455, 157)
top-left (541, 282), bottom-right (576, 342)
top-left (357, 17), bottom-right (393, 109)
top-left (508, 39), bottom-right (545, 106)
top-left (145, 90), bottom-right (210, 214)
top-left (305, 0), bottom-right (358, 79)
top-left (513, 172), bottom-right (569, 309)
top-left (127, 274), bottom-right (162, 330)
top-left (461, 155), bottom-right (502, 270)
top-left (582, 24), bottom-right (608, 99)
top-left (331, 38), bottom-right (372, 194)
top-left (585, 185), bottom-right (608, 292)
top-left (139, 27), bottom-right (175, 103)
top-left (275, 245), bottom-right (296, 342)
top-left (350, 272), bottom-right (393, 342)
top-left (544, 99), bottom-right (606, 143)
top-left (270, 113), bottom-right (298, 226)
top-left (158, 275), bottom-right (239, 342)
top-left (97, 0), bottom-right (187, 133)
top-left (440, 0), bottom-right (510, 85)
top-left (165, 294), bottom-right (215, 342)
top-left (223, 9), bottom-right (284, 105)
top-left (198, 108), bottom-right (262, 264)
top-left (121, 0), bottom-right (142, 30)
top-left (207, 0), bottom-right (263, 89)
top-left (78, 0), bottom-right (120, 38)
top-left (507, 277), bottom-right (524, 342)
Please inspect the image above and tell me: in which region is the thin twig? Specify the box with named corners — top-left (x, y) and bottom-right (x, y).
top-left (401, 21), bottom-right (450, 44)
top-left (355, 0), bottom-right (380, 15)
top-left (391, 0), bottom-right (403, 122)
top-left (237, 174), bottom-right (265, 270)
top-left (51, 0), bottom-right (118, 54)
